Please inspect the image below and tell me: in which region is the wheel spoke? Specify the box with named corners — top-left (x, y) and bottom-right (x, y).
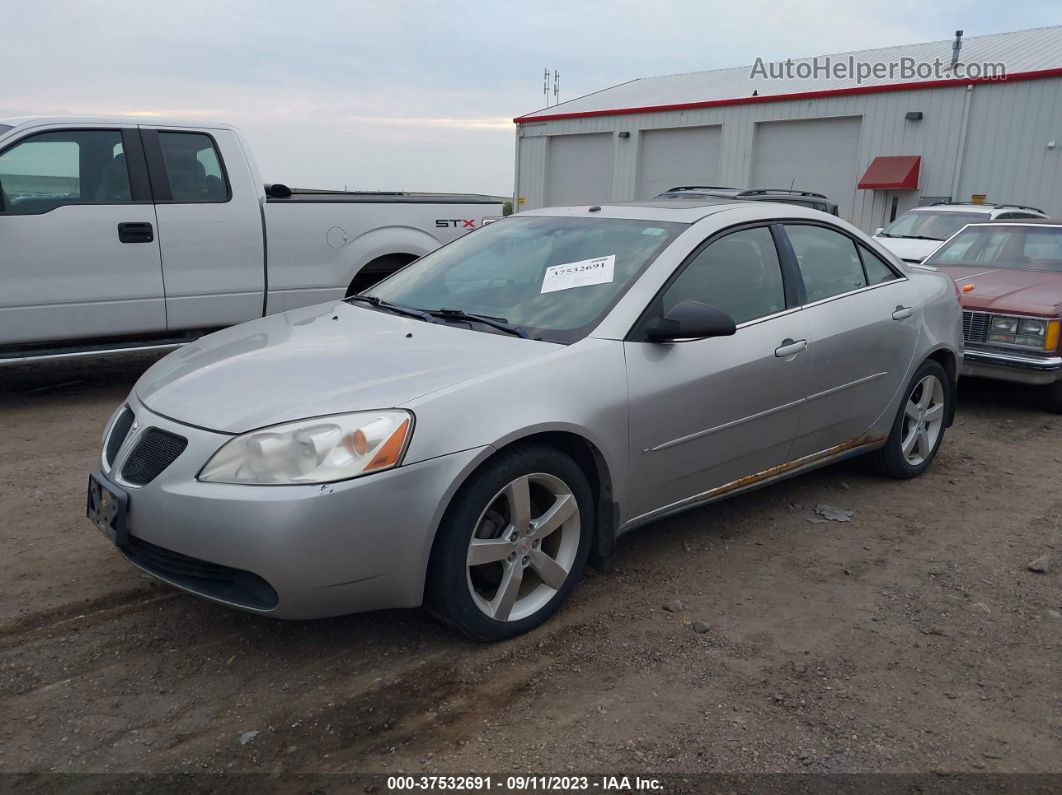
top-left (529, 547), bottom-right (569, 589)
top-left (467, 537), bottom-right (512, 566)
top-left (530, 493), bottom-right (576, 540)
top-left (905, 400), bottom-right (921, 421)
top-left (504, 476), bottom-right (532, 532)
top-left (917, 378), bottom-right (935, 410)
top-left (924, 403), bottom-right (944, 423)
top-left (901, 426), bottom-right (919, 456)
top-left (490, 563), bottom-right (523, 620)
top-left (916, 427), bottom-right (930, 458)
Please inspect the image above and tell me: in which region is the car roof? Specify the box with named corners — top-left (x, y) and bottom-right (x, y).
top-left (0, 115), bottom-right (236, 132)
top-left (518, 199), bottom-right (834, 224)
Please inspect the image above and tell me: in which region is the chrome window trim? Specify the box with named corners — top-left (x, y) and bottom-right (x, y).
top-left (798, 277), bottom-right (910, 311)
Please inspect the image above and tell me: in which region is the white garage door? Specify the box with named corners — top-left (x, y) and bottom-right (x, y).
top-left (636, 126), bottom-right (721, 199)
top-left (546, 133), bottom-right (613, 206)
top-left (750, 117), bottom-right (862, 219)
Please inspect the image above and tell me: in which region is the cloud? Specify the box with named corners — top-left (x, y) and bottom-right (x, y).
top-left (3, 0), bottom-right (1059, 194)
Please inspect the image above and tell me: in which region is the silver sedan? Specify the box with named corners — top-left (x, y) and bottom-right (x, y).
top-left (88, 200), bottom-right (963, 640)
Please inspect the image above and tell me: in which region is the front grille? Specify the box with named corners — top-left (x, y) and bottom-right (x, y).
top-left (105, 406), bottom-right (135, 467)
top-left (124, 535), bottom-right (278, 610)
top-left (121, 428), bottom-right (188, 485)
top-left (962, 310), bottom-right (990, 344)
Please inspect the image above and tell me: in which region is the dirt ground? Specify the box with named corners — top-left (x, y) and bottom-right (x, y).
top-left (0, 352), bottom-right (1059, 785)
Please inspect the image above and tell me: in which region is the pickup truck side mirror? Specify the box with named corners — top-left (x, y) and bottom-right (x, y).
top-left (645, 300), bottom-right (737, 342)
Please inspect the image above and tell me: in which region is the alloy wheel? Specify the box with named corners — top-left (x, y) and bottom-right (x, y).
top-left (900, 373), bottom-right (945, 466)
top-left (465, 472), bottom-right (581, 622)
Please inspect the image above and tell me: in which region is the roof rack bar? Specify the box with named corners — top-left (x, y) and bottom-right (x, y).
top-left (665, 185), bottom-right (735, 192)
top-left (737, 188), bottom-right (828, 199)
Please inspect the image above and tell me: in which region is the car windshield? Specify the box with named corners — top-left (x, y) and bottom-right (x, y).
top-left (365, 215), bottom-right (686, 343)
top-left (924, 225), bottom-right (1062, 273)
top-left (881, 210), bottom-right (987, 241)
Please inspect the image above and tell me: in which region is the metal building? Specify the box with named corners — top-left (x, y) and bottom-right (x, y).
top-left (512, 26), bottom-right (1062, 231)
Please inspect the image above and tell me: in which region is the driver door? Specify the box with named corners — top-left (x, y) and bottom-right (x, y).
top-left (0, 126), bottom-right (165, 346)
top-left (623, 224), bottom-right (813, 521)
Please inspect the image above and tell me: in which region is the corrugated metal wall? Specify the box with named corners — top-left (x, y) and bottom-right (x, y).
top-left (515, 78), bottom-right (1062, 232)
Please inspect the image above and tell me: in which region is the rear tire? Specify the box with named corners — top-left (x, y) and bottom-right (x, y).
top-left (867, 360), bottom-right (952, 479)
top-left (424, 444), bottom-right (593, 641)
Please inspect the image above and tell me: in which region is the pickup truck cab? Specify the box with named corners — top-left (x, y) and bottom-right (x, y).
top-left (0, 116), bottom-right (502, 362)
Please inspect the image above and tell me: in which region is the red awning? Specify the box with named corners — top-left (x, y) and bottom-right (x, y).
top-left (858, 156), bottom-right (921, 190)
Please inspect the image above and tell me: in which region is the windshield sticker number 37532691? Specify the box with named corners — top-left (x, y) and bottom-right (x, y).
top-left (541, 255), bottom-right (615, 294)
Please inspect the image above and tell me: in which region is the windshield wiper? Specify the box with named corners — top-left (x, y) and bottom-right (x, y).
top-left (428, 308), bottom-right (529, 338)
top-left (894, 234), bottom-right (943, 241)
top-left (346, 295), bottom-right (436, 323)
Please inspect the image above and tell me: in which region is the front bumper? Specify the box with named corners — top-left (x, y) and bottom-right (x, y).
top-left (961, 347), bottom-right (1062, 386)
top-left (95, 398), bottom-right (487, 619)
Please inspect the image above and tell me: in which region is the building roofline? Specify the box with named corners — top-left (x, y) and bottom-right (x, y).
top-left (513, 67), bottom-right (1062, 125)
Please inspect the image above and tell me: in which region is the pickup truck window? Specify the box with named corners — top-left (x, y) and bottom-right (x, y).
top-left (0, 129), bottom-right (131, 215)
top-left (157, 132), bottom-right (229, 203)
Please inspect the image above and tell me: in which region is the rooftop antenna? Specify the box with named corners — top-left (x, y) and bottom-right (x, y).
top-left (951, 30), bottom-right (964, 69)
top-left (553, 69), bottom-right (560, 105)
top-left (543, 67), bottom-right (550, 106)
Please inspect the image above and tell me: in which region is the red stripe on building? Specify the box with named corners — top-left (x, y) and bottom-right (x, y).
top-left (513, 68), bottom-right (1062, 124)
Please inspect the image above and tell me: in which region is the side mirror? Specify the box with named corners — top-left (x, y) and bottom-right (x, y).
top-left (645, 300), bottom-right (737, 342)
top-left (874, 227), bottom-right (884, 235)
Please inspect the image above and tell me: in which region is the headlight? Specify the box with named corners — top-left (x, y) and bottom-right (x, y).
top-left (990, 316), bottom-right (1018, 333)
top-left (199, 410), bottom-right (413, 484)
top-left (1018, 318), bottom-right (1046, 336)
top-left (988, 314), bottom-right (1057, 350)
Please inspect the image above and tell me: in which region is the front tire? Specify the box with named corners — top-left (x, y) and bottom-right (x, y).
top-left (1043, 381), bottom-right (1062, 414)
top-left (425, 444), bottom-right (593, 641)
top-left (867, 360), bottom-right (952, 479)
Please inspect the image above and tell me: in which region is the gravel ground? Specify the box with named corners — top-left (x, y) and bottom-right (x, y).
top-left (0, 352), bottom-right (1059, 785)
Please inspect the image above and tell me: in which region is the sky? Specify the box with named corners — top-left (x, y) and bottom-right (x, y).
top-left (2, 1), bottom-right (1059, 196)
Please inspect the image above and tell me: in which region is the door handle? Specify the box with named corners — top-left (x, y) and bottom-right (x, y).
top-left (891, 305), bottom-right (913, 321)
top-left (117, 222), bottom-right (154, 244)
top-left (774, 338), bottom-right (807, 358)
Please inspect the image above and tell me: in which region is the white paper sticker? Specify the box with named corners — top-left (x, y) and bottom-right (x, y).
top-left (540, 255), bottom-right (616, 294)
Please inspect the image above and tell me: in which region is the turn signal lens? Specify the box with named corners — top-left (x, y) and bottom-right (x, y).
top-left (1046, 320), bottom-right (1061, 352)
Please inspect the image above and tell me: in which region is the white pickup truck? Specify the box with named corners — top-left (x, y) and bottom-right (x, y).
top-left (0, 116), bottom-right (503, 363)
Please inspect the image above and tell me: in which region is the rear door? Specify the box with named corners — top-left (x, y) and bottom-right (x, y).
top-left (0, 126), bottom-right (164, 346)
top-left (141, 127), bottom-right (264, 331)
top-left (624, 224), bottom-right (813, 520)
top-left (782, 223), bottom-right (921, 458)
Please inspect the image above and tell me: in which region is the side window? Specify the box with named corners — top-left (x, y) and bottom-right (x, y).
top-left (859, 245), bottom-right (899, 285)
top-left (784, 224), bottom-right (867, 302)
top-left (662, 226), bottom-right (785, 325)
top-left (157, 132), bottom-right (229, 203)
top-left (0, 129), bottom-right (130, 215)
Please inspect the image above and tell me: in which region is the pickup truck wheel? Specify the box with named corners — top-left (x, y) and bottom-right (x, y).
top-left (1044, 381), bottom-right (1062, 414)
top-left (347, 254), bottom-right (418, 295)
top-left (866, 360), bottom-right (952, 479)
top-left (424, 444), bottom-right (593, 641)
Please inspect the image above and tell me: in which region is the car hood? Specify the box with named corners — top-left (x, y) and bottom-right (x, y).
top-left (135, 302), bottom-right (559, 433)
top-left (935, 266), bottom-right (1062, 315)
top-left (873, 236), bottom-right (943, 262)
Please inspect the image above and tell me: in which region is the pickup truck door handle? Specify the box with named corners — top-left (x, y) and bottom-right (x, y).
top-left (774, 338), bottom-right (808, 358)
top-left (891, 305), bottom-right (913, 321)
top-left (117, 222), bottom-right (154, 244)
